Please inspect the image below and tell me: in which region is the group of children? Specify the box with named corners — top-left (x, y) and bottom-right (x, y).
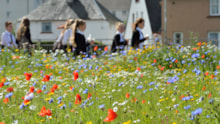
top-left (1, 18), bottom-right (34, 50)
top-left (1, 17), bottom-right (149, 55)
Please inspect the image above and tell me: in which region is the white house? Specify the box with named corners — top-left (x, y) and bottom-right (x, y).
top-left (17, 0), bottom-right (121, 45)
top-left (97, 0), bottom-right (131, 22)
top-left (125, 0), bottom-right (161, 44)
top-left (0, 0), bottom-right (47, 34)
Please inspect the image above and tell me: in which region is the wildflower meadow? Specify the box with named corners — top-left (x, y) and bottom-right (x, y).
top-left (0, 42), bottom-right (220, 124)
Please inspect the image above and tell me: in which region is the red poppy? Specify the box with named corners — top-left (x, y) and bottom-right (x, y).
top-left (104, 46), bottom-right (108, 51)
top-left (175, 59), bottom-right (178, 63)
top-left (94, 46), bottom-right (98, 51)
top-left (134, 57), bottom-right (137, 61)
top-left (6, 87), bottom-right (13, 92)
top-left (201, 54), bottom-right (205, 58)
top-left (207, 93), bottom-right (212, 99)
top-left (104, 109), bottom-right (117, 122)
top-left (131, 97), bottom-right (137, 103)
top-left (52, 84), bottom-right (58, 90)
top-left (0, 122), bottom-right (5, 124)
top-left (42, 75), bottom-right (50, 82)
top-left (197, 42), bottom-right (202, 46)
top-left (87, 93), bottom-right (92, 99)
top-left (169, 65), bottom-right (172, 68)
top-left (202, 86), bottom-right (206, 91)
top-left (0, 82), bottom-right (4, 88)
top-left (216, 65), bottom-right (220, 69)
top-left (205, 72), bottom-right (209, 76)
top-left (3, 98), bottom-right (9, 104)
top-left (39, 106), bottom-right (52, 117)
top-left (153, 59), bottom-right (157, 63)
top-left (29, 87), bottom-right (35, 93)
top-left (142, 100), bottom-right (146, 104)
top-left (36, 89), bottom-right (42, 94)
top-left (125, 93), bottom-right (130, 98)
top-left (23, 100), bottom-right (30, 105)
top-left (211, 74), bottom-right (215, 79)
top-left (73, 71), bottom-right (79, 81)
top-left (50, 88), bottom-right (55, 93)
top-left (193, 47), bottom-right (197, 51)
top-left (75, 94), bottom-right (81, 104)
top-left (137, 67), bottom-right (141, 71)
top-left (160, 66), bottom-right (165, 71)
top-left (179, 95), bottom-right (185, 100)
top-left (24, 73), bottom-right (32, 81)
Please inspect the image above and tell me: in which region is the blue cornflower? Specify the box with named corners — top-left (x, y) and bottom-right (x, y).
top-left (118, 82), bottom-right (123, 87)
top-left (137, 85), bottom-right (143, 89)
top-left (149, 82), bottom-right (154, 86)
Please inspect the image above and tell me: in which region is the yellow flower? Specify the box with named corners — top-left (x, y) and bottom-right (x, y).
top-left (172, 122), bottom-right (177, 124)
top-left (45, 98), bottom-right (51, 101)
top-left (24, 101), bottom-right (31, 105)
top-left (86, 121), bottom-right (92, 124)
top-left (123, 120), bottom-right (131, 124)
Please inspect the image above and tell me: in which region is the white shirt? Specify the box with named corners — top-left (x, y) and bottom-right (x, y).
top-left (136, 27), bottom-right (144, 49)
top-left (62, 29), bottom-right (72, 45)
top-left (77, 29), bottom-right (84, 36)
top-left (116, 31), bottom-right (124, 43)
top-left (1, 31), bottom-right (17, 48)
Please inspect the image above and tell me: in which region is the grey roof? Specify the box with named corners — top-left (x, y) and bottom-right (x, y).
top-left (145, 0), bottom-right (161, 33)
top-left (97, 0), bottom-right (131, 10)
top-left (19, 0), bottom-right (120, 22)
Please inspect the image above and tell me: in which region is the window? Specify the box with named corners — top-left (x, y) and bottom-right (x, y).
top-left (210, 0), bottom-right (220, 15)
top-left (135, 0), bottom-right (140, 3)
top-left (6, 0), bottom-right (10, 4)
top-left (141, 11), bottom-right (143, 18)
top-left (173, 32), bottom-right (183, 44)
top-left (208, 32), bottom-right (219, 46)
top-left (132, 13), bottom-right (135, 23)
top-left (6, 11), bottom-right (10, 18)
top-left (136, 11), bottom-right (138, 19)
top-left (42, 22), bottom-right (52, 33)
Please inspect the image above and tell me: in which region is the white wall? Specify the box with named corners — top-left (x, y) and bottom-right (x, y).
top-left (0, 0), bottom-right (47, 35)
top-left (18, 20), bottom-right (116, 45)
top-left (125, 0), bottom-right (152, 44)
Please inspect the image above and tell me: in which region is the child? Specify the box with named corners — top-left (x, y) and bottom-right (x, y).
top-left (1, 21), bottom-right (17, 48)
top-left (111, 22), bottom-right (128, 53)
top-left (54, 19), bottom-right (74, 53)
top-left (131, 18), bottom-right (148, 49)
top-left (16, 18), bottom-right (34, 49)
top-left (70, 19), bottom-right (92, 56)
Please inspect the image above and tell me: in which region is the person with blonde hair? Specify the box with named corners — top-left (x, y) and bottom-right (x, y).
top-left (70, 19), bottom-right (92, 56)
top-left (53, 19), bottom-right (75, 53)
top-left (131, 18), bottom-right (148, 49)
top-left (111, 22), bottom-right (128, 52)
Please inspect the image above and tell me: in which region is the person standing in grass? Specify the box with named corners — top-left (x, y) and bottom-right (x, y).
top-left (131, 18), bottom-right (149, 49)
top-left (111, 22), bottom-right (128, 53)
top-left (16, 17), bottom-right (34, 49)
top-left (54, 19), bottom-right (75, 53)
top-left (70, 19), bottom-right (93, 56)
top-left (1, 21), bottom-right (17, 48)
